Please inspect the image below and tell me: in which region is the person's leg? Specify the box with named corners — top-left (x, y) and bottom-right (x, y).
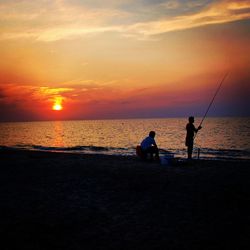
top-left (153, 146), bottom-right (160, 160)
top-left (143, 147), bottom-right (153, 160)
top-left (140, 148), bottom-right (149, 160)
top-left (149, 147), bottom-right (154, 160)
top-left (187, 141), bottom-right (193, 159)
top-left (149, 146), bottom-right (160, 161)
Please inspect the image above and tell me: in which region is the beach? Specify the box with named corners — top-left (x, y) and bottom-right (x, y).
top-left (1, 149), bottom-right (250, 250)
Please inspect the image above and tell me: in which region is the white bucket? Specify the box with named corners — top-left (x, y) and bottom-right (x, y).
top-left (160, 153), bottom-right (174, 165)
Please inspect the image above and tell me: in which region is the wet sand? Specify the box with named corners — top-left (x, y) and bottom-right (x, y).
top-left (1, 148), bottom-right (250, 250)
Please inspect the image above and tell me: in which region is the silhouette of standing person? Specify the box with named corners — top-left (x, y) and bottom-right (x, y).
top-left (185, 116), bottom-right (202, 159)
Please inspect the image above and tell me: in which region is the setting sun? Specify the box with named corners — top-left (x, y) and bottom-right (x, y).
top-left (52, 103), bottom-right (62, 111)
top-left (52, 97), bottom-right (63, 111)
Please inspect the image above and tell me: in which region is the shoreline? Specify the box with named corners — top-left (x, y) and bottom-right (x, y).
top-left (1, 145), bottom-right (250, 162)
top-left (1, 148), bottom-right (250, 249)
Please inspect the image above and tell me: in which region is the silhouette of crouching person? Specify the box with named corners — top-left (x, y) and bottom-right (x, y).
top-left (140, 131), bottom-right (160, 161)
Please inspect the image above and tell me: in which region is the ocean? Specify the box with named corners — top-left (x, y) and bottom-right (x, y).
top-left (0, 117), bottom-right (250, 160)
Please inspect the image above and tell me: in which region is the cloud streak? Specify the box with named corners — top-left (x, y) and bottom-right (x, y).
top-left (127, 0), bottom-right (250, 36)
top-left (0, 0), bottom-right (249, 41)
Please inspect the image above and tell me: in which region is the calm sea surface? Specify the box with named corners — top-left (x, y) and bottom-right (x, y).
top-left (0, 117), bottom-right (250, 160)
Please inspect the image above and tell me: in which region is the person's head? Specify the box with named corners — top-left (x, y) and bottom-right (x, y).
top-left (188, 116), bottom-right (194, 123)
top-left (149, 131), bottom-right (156, 138)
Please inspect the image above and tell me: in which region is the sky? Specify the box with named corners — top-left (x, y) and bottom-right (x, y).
top-left (0, 0), bottom-right (250, 122)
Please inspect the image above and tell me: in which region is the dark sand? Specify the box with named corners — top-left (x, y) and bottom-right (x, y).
top-left (1, 148), bottom-right (250, 250)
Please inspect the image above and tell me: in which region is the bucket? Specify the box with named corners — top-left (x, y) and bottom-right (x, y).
top-left (160, 152), bottom-right (174, 165)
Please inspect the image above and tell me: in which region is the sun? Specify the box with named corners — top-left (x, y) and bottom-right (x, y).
top-left (52, 97), bottom-right (63, 111)
top-left (52, 103), bottom-right (62, 111)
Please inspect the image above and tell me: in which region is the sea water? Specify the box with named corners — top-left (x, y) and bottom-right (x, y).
top-left (0, 117), bottom-right (250, 160)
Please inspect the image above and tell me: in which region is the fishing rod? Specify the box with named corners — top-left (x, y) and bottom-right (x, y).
top-left (199, 72), bottom-right (228, 128)
top-left (194, 72), bottom-right (228, 159)
top-left (194, 72), bottom-right (229, 140)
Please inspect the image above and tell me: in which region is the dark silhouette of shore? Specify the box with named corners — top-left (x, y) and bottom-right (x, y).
top-left (1, 149), bottom-right (250, 249)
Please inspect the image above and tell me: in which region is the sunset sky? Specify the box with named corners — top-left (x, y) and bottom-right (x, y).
top-left (0, 0), bottom-right (250, 122)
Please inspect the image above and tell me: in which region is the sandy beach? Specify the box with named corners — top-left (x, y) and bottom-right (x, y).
top-left (1, 148), bottom-right (250, 250)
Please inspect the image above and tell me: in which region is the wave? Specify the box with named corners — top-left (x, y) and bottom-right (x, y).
top-left (177, 148), bottom-right (250, 160)
top-left (0, 144), bottom-right (132, 155)
top-left (192, 147), bottom-right (250, 160)
top-left (1, 144), bottom-right (250, 160)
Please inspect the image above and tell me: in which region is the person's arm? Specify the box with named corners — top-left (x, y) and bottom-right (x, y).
top-left (195, 125), bottom-right (202, 133)
top-left (151, 138), bottom-right (157, 147)
top-left (153, 139), bottom-right (159, 149)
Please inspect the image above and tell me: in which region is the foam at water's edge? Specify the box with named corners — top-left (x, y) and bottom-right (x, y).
top-left (1, 145), bottom-right (249, 161)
